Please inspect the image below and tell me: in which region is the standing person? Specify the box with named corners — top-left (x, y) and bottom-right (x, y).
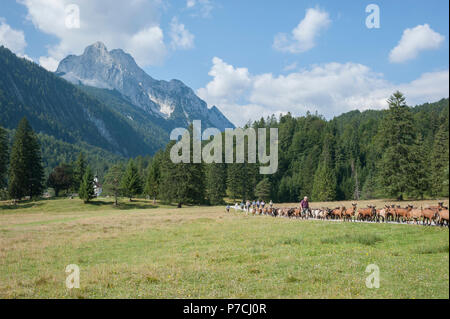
top-left (269, 200), bottom-right (273, 208)
top-left (252, 200), bottom-right (256, 208)
top-left (300, 196), bottom-right (310, 216)
top-left (246, 200), bottom-right (250, 212)
top-left (256, 200), bottom-right (260, 209)
top-left (261, 200), bottom-right (265, 208)
top-left (226, 204), bottom-right (230, 213)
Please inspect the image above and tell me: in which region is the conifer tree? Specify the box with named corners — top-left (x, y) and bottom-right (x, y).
top-left (226, 163), bottom-right (244, 201)
top-left (255, 178), bottom-right (271, 201)
top-left (159, 135), bottom-right (205, 207)
top-left (312, 159), bottom-right (337, 201)
top-left (103, 163), bottom-right (124, 206)
top-left (361, 172), bottom-right (378, 200)
top-left (0, 126), bottom-right (8, 189)
top-left (430, 123), bottom-right (449, 197)
top-left (73, 152), bottom-right (86, 192)
top-left (311, 133), bottom-right (337, 201)
top-left (79, 165), bottom-right (95, 203)
top-left (121, 159), bottom-right (143, 201)
top-left (377, 91), bottom-right (416, 200)
top-left (205, 163), bottom-right (226, 205)
top-left (409, 134), bottom-right (431, 199)
top-left (8, 118), bottom-right (44, 200)
top-left (144, 156), bottom-right (161, 204)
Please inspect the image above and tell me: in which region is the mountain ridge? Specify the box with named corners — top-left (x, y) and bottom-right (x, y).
top-left (56, 41), bottom-right (235, 131)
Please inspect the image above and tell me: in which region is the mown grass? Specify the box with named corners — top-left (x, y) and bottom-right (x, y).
top-left (0, 198), bottom-right (448, 298)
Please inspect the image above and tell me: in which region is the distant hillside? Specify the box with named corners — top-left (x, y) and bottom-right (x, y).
top-left (0, 46), bottom-right (167, 157)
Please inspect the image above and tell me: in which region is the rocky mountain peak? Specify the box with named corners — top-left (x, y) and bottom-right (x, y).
top-left (56, 42), bottom-right (235, 130)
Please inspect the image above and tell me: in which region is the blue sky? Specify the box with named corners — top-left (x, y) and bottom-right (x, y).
top-left (1, 0), bottom-right (448, 126)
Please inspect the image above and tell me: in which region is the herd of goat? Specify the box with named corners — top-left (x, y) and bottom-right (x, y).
top-left (238, 202), bottom-right (449, 227)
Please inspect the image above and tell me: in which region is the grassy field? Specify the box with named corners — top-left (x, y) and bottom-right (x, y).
top-left (0, 197), bottom-right (448, 299)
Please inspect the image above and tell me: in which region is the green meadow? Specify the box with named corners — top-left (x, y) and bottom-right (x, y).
top-left (0, 198), bottom-right (448, 298)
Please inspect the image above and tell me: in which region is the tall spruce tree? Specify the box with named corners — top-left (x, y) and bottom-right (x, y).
top-left (8, 118), bottom-right (44, 200)
top-left (159, 136), bottom-right (205, 207)
top-left (79, 165), bottom-right (95, 203)
top-left (311, 159), bottom-right (337, 201)
top-left (255, 178), bottom-right (271, 201)
top-left (377, 91), bottom-right (416, 200)
top-left (226, 163), bottom-right (243, 201)
top-left (73, 152), bottom-right (86, 192)
top-left (361, 172), bottom-right (378, 200)
top-left (0, 126), bottom-right (8, 189)
top-left (121, 159), bottom-right (143, 201)
top-left (144, 156), bottom-right (161, 204)
top-left (311, 133), bottom-right (337, 201)
top-left (103, 163), bottom-right (124, 206)
top-left (430, 123), bottom-right (449, 197)
top-left (409, 134), bottom-right (430, 199)
top-left (205, 163), bottom-right (226, 205)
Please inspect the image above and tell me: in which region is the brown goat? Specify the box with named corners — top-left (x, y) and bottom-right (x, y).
top-left (392, 205), bottom-right (413, 223)
top-left (343, 203), bottom-right (357, 222)
top-left (421, 208), bottom-right (437, 226)
top-left (357, 205), bottom-right (376, 221)
top-left (331, 206), bottom-right (345, 220)
top-left (437, 209), bottom-right (449, 226)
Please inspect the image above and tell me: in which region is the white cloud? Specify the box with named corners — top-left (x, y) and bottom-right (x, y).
top-left (197, 57), bottom-right (251, 103)
top-left (39, 56), bottom-right (59, 71)
top-left (169, 17), bottom-right (194, 50)
top-left (186, 0), bottom-right (196, 8)
top-left (0, 18), bottom-right (27, 55)
top-left (389, 24), bottom-right (445, 63)
top-left (128, 26), bottom-right (167, 66)
top-left (186, 0), bottom-right (214, 18)
top-left (273, 7), bottom-right (331, 54)
top-left (17, 0), bottom-right (168, 71)
top-left (198, 58), bottom-right (449, 127)
top-left (283, 62), bottom-right (298, 72)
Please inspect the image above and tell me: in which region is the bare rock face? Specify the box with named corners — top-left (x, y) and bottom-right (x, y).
top-left (56, 41), bottom-right (235, 130)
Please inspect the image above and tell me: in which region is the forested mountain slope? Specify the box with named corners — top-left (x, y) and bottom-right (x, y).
top-left (0, 46), bottom-right (163, 157)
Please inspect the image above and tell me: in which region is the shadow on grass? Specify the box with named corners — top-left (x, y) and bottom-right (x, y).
top-left (0, 201), bottom-right (44, 210)
top-left (279, 237), bottom-right (303, 245)
top-left (114, 202), bottom-right (160, 210)
top-left (87, 199), bottom-right (162, 210)
top-left (321, 233), bottom-right (383, 246)
top-left (415, 243), bottom-right (449, 254)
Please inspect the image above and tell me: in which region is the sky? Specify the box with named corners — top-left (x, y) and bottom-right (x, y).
top-left (0, 0), bottom-right (448, 126)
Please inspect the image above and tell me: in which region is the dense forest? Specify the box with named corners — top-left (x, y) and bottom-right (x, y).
top-left (145, 93), bottom-right (449, 205)
top-left (0, 88), bottom-right (448, 203)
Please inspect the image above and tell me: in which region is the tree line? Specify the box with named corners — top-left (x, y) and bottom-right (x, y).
top-left (105, 92), bottom-right (449, 206)
top-left (0, 92), bottom-right (448, 205)
top-left (136, 92), bottom-right (448, 205)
